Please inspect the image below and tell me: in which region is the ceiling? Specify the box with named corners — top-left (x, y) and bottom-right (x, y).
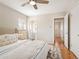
top-left (0, 0), bottom-right (79, 16)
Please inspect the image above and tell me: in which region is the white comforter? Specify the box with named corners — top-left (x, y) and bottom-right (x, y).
top-left (0, 40), bottom-right (46, 59)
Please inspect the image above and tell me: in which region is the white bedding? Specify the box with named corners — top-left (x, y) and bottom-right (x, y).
top-left (0, 40), bottom-right (48, 59)
top-left (0, 40), bottom-right (27, 55)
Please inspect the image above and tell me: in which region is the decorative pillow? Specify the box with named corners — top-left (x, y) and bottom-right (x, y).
top-left (18, 31), bottom-right (27, 40)
top-left (4, 34), bottom-right (18, 43)
top-left (18, 34), bottom-right (26, 40)
top-left (0, 39), bottom-right (10, 47)
top-left (0, 35), bottom-right (10, 47)
top-left (0, 34), bottom-right (18, 47)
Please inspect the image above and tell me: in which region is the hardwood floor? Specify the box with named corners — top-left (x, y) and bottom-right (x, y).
top-left (54, 37), bottom-right (77, 59)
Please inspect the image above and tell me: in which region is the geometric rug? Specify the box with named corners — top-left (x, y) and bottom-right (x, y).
top-left (47, 45), bottom-right (62, 59)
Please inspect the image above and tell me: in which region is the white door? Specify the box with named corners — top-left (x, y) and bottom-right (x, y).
top-left (64, 14), bottom-right (68, 48)
top-left (70, 5), bottom-right (79, 58)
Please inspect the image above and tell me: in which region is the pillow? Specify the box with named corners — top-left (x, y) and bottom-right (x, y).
top-left (18, 34), bottom-right (26, 40)
top-left (18, 30), bottom-right (27, 40)
top-left (0, 34), bottom-right (18, 47)
top-left (4, 34), bottom-right (18, 43)
top-left (0, 35), bottom-right (10, 47)
top-left (0, 39), bottom-right (10, 47)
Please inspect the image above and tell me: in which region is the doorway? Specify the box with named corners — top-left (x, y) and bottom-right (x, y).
top-left (54, 18), bottom-right (64, 44)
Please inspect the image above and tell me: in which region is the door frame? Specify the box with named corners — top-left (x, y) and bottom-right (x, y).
top-left (54, 17), bottom-right (64, 44)
top-left (68, 14), bottom-right (71, 50)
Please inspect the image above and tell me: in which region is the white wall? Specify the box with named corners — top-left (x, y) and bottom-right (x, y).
top-left (0, 3), bottom-right (28, 34)
top-left (28, 12), bottom-right (66, 43)
top-left (70, 4), bottom-right (79, 58)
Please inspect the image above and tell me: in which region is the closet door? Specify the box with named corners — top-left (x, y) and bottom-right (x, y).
top-left (70, 6), bottom-right (79, 58)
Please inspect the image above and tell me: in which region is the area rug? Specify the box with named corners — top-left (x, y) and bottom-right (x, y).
top-left (47, 45), bottom-right (62, 59)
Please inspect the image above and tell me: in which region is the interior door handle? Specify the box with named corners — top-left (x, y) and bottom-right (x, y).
top-left (70, 44), bottom-right (72, 47)
top-left (78, 34), bottom-right (79, 36)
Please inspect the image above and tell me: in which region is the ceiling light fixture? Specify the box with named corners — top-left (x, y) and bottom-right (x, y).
top-left (30, 1), bottom-right (36, 5)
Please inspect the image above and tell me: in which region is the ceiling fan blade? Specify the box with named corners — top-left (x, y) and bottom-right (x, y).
top-left (21, 2), bottom-right (29, 7)
top-left (21, 3), bottom-right (26, 7)
top-left (36, 0), bottom-right (49, 4)
top-left (33, 4), bottom-right (38, 9)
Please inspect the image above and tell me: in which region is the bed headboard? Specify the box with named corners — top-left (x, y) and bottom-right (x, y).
top-left (0, 27), bottom-right (15, 35)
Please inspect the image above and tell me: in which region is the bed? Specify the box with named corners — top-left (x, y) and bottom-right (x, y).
top-left (0, 39), bottom-right (49, 59)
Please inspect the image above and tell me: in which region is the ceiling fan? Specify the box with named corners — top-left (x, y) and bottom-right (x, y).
top-left (21, 0), bottom-right (49, 9)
